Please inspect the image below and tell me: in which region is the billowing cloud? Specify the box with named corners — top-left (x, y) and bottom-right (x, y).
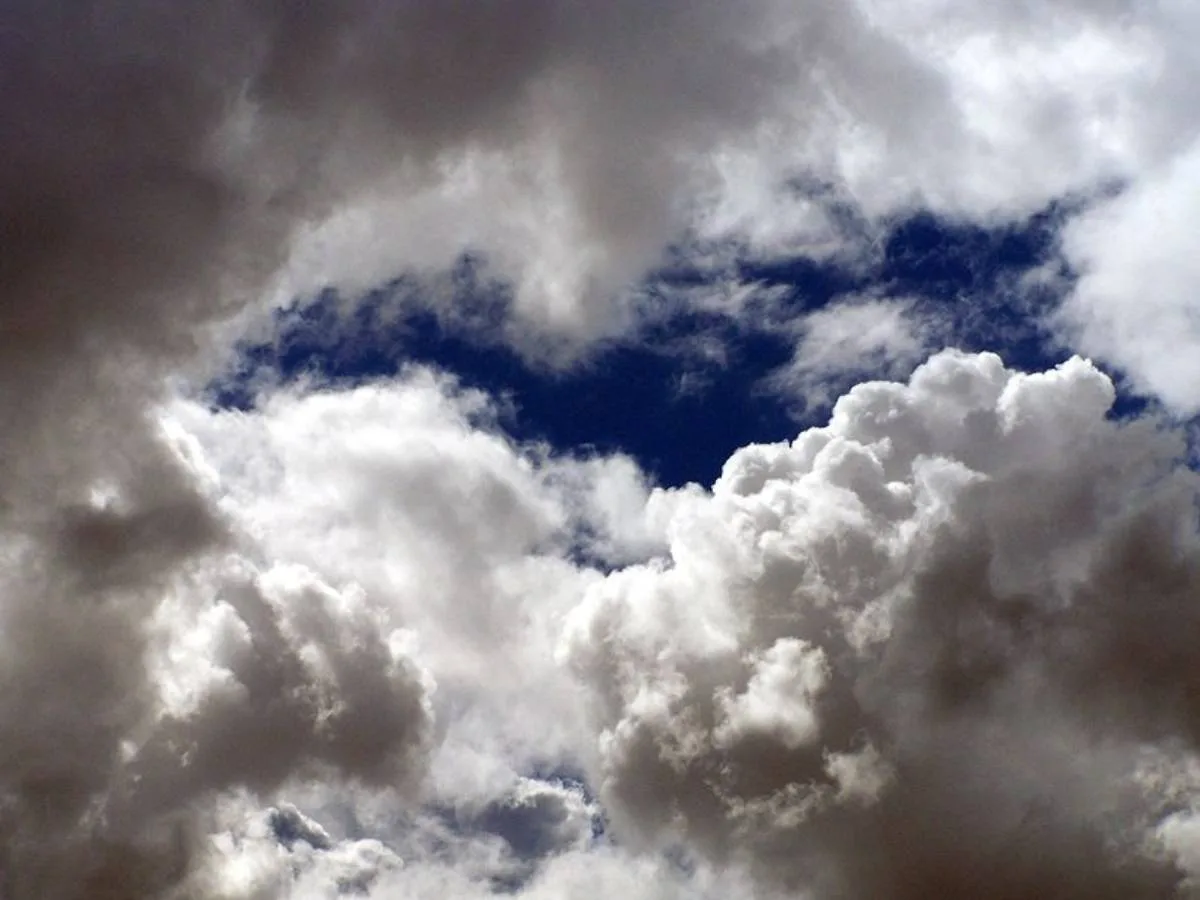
top-left (0, 362), bottom-right (592, 898)
top-left (563, 350), bottom-right (1200, 897)
top-left (164, 368), bottom-right (640, 785)
top-left (16, 343), bottom-right (1200, 898)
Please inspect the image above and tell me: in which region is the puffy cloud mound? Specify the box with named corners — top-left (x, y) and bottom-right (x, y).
top-left (0, 538), bottom-right (432, 899)
top-left (15, 344), bottom-right (1200, 899)
top-left (564, 350), bottom-right (1200, 898)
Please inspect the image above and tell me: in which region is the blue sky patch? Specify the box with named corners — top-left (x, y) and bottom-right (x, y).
top-left (212, 203), bottom-right (1154, 488)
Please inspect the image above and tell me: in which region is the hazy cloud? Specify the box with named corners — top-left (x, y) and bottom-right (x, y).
top-left (769, 296), bottom-right (928, 413)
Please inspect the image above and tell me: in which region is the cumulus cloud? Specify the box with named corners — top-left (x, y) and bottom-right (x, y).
top-left (18, 341), bottom-right (1200, 898)
top-left (0, 356), bottom-right (626, 897)
top-left (164, 368), bottom-right (630, 784)
top-left (0, 556), bottom-right (432, 899)
top-left (563, 350), bottom-right (1200, 898)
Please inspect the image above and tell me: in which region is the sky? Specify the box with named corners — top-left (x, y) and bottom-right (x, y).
top-left (6, 2), bottom-right (1200, 899)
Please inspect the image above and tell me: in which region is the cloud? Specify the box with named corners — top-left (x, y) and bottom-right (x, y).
top-left (268, 805), bottom-right (333, 851)
top-left (562, 349), bottom-right (1200, 897)
top-left (0, 552), bottom-right (433, 898)
top-left (1056, 136), bottom-right (1200, 414)
top-left (5, 1), bottom-right (1200, 896)
top-left (769, 296), bottom-right (928, 413)
top-left (7, 0), bottom-right (1193, 374)
top-left (204, 798), bottom-right (747, 900)
top-left (111, 365), bottom-right (752, 899)
top-left (160, 368), bottom-right (661, 826)
top-left (18, 347), bottom-right (1200, 898)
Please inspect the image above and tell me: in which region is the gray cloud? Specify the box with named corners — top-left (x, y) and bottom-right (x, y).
top-left (0, 553), bottom-right (432, 899)
top-left (268, 804), bottom-right (333, 851)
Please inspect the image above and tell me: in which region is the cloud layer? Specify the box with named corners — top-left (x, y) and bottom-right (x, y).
top-left (13, 350), bottom-right (1198, 898)
top-left (6, 0), bottom-right (1199, 360)
top-left (4, 1), bottom-right (1200, 897)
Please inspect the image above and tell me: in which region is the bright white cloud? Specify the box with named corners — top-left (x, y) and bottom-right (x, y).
top-left (1057, 136), bottom-right (1200, 414)
top-left (562, 349), bottom-right (1200, 897)
top-left (713, 638), bottom-right (829, 751)
top-left (165, 370), bottom-right (628, 799)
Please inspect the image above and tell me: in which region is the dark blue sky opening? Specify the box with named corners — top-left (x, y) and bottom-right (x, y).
top-left (211, 202), bottom-right (1157, 488)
